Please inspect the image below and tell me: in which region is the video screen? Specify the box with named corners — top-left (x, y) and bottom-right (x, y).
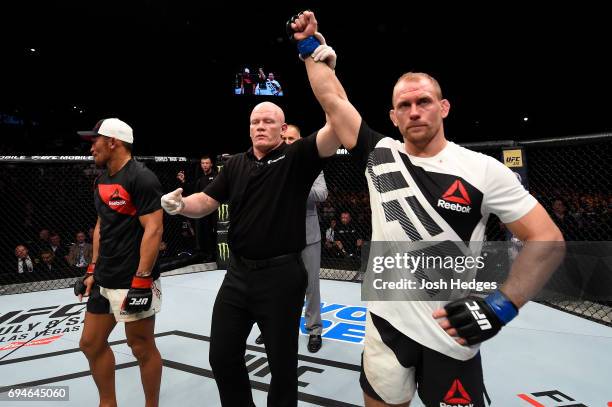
top-left (234, 66), bottom-right (284, 96)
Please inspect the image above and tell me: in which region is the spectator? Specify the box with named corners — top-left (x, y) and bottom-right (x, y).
top-left (335, 211), bottom-right (363, 258)
top-left (66, 231), bottom-right (93, 268)
top-left (34, 228), bottom-right (51, 254)
top-left (578, 194), bottom-right (600, 237)
top-left (321, 201), bottom-right (336, 222)
top-left (36, 250), bottom-right (61, 274)
top-left (15, 244), bottom-right (35, 273)
top-left (39, 228), bottom-right (50, 243)
top-left (196, 156), bottom-right (217, 190)
top-left (194, 156), bottom-right (218, 262)
top-left (49, 233), bottom-right (68, 268)
top-left (179, 220), bottom-right (196, 253)
top-left (325, 219), bottom-right (336, 248)
top-left (87, 226), bottom-right (95, 243)
top-left (49, 233), bottom-right (66, 257)
top-left (551, 199), bottom-right (580, 240)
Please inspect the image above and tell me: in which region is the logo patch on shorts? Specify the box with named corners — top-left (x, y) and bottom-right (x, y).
top-left (440, 378), bottom-right (473, 407)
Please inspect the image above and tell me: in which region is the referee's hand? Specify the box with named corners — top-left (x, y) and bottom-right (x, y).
top-left (161, 188), bottom-right (184, 215)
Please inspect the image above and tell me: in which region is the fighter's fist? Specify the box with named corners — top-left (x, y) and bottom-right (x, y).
top-left (122, 275), bottom-right (153, 314)
top-left (287, 10), bottom-right (318, 41)
top-left (74, 263), bottom-right (95, 302)
top-left (161, 188), bottom-right (185, 215)
top-left (433, 290), bottom-right (518, 346)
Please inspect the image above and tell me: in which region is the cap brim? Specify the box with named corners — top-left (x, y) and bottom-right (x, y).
top-left (77, 130), bottom-right (100, 139)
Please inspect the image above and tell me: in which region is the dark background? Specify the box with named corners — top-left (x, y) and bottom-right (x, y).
top-left (1, 1), bottom-right (610, 158)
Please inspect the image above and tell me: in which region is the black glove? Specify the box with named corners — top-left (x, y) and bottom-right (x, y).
top-left (285, 11), bottom-right (305, 42)
top-left (74, 263), bottom-right (95, 297)
top-left (122, 275), bottom-right (153, 313)
top-left (444, 290), bottom-right (518, 345)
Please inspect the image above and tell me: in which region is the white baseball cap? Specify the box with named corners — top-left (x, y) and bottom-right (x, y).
top-left (78, 118), bottom-right (134, 144)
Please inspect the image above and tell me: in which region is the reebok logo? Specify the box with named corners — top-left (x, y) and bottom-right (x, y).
top-left (440, 379), bottom-right (473, 407)
top-left (438, 180), bottom-right (472, 213)
top-left (442, 180), bottom-right (471, 205)
top-left (109, 189), bottom-right (126, 207)
top-left (437, 200), bottom-right (471, 213)
top-left (98, 184), bottom-right (136, 216)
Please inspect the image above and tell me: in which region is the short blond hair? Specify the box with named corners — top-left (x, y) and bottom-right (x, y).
top-left (392, 72), bottom-right (443, 105)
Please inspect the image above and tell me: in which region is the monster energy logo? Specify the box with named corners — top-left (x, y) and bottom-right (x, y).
top-left (218, 203), bottom-right (229, 221)
top-left (218, 242), bottom-right (230, 261)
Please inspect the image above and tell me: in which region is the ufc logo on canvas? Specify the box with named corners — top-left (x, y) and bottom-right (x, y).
top-left (129, 298), bottom-right (149, 306)
top-left (466, 301), bottom-right (492, 330)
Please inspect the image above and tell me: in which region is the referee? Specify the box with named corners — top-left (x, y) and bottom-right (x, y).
top-left (161, 102), bottom-right (340, 406)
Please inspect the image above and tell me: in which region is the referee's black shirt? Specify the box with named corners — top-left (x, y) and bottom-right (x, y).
top-left (204, 133), bottom-right (323, 259)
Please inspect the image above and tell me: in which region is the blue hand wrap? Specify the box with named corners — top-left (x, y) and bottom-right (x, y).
top-left (297, 36), bottom-right (321, 58)
top-left (484, 290), bottom-right (518, 325)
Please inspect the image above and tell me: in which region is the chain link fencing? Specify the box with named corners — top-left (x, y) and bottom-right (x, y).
top-left (0, 155), bottom-right (202, 295)
top-left (2, 134), bottom-right (610, 327)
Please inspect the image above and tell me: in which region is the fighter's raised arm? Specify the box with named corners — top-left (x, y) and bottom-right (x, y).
top-left (288, 11), bottom-right (361, 150)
